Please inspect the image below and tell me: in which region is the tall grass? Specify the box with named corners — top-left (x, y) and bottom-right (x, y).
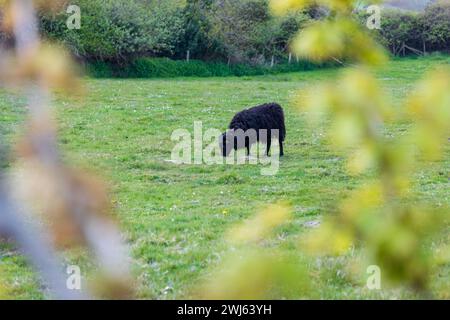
top-left (86, 58), bottom-right (336, 78)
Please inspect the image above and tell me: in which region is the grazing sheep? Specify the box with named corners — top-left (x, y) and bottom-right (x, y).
top-left (219, 103), bottom-right (286, 157)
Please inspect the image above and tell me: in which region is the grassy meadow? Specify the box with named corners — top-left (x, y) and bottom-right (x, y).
top-left (0, 56), bottom-right (449, 299)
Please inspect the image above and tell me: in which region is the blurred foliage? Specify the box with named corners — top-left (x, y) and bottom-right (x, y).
top-left (407, 68), bottom-right (450, 160)
top-left (199, 249), bottom-right (311, 299)
top-left (227, 203), bottom-right (291, 244)
top-left (198, 204), bottom-right (312, 299)
top-left (199, 0), bottom-right (449, 299)
top-left (292, 18), bottom-right (387, 65)
top-left (0, 266), bottom-right (9, 299)
top-left (281, 0), bottom-right (449, 295)
top-left (1, 0), bottom-right (448, 300)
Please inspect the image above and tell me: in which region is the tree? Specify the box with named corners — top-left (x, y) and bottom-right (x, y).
top-left (175, 0), bottom-right (220, 60)
top-left (208, 0), bottom-right (310, 64)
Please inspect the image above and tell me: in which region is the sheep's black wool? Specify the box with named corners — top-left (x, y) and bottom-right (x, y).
top-left (220, 103), bottom-right (286, 157)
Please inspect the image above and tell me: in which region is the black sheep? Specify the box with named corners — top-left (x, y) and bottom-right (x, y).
top-left (220, 103), bottom-right (286, 157)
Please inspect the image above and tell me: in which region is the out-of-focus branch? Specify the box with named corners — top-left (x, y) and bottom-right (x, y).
top-left (12, 0), bottom-right (39, 59)
top-left (0, 0), bottom-right (76, 299)
top-left (0, 0), bottom-right (134, 299)
top-left (0, 181), bottom-right (85, 299)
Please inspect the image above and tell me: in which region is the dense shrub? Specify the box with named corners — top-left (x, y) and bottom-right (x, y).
top-left (39, 0), bottom-right (185, 61)
top-left (357, 1), bottom-right (450, 56)
top-left (378, 9), bottom-right (424, 55)
top-left (422, 0), bottom-right (450, 52)
top-left (35, 0), bottom-right (312, 65)
top-left (23, 0), bottom-right (449, 70)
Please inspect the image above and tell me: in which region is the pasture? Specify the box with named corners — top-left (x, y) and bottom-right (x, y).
top-left (0, 56), bottom-right (448, 299)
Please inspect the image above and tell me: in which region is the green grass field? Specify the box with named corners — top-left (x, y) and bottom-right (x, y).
top-left (0, 56), bottom-right (449, 299)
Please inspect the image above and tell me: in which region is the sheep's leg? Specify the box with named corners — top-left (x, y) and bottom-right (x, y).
top-left (245, 137), bottom-right (251, 156)
top-left (279, 140), bottom-right (284, 157)
top-left (266, 139), bottom-right (271, 156)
